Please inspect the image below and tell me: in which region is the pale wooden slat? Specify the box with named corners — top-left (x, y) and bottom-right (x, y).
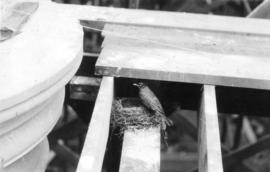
top-left (56, 2), bottom-right (270, 36)
top-left (101, 24), bottom-right (270, 57)
top-left (198, 85), bottom-right (223, 172)
top-left (248, 0), bottom-right (270, 18)
top-left (83, 52), bottom-right (99, 58)
top-left (70, 76), bottom-right (101, 87)
top-left (96, 33), bottom-right (270, 90)
top-left (119, 128), bottom-right (160, 172)
top-left (76, 77), bottom-right (114, 172)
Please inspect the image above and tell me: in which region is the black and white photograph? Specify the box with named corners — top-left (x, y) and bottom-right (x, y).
top-left (1, 0), bottom-right (270, 172)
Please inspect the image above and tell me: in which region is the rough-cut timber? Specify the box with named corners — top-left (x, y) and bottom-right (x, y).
top-left (119, 128), bottom-right (160, 172)
top-left (198, 85), bottom-right (223, 172)
top-left (76, 77), bottom-right (114, 172)
top-left (96, 25), bottom-right (270, 90)
top-left (57, 2), bottom-right (270, 36)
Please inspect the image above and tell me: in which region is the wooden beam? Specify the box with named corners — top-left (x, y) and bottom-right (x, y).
top-left (119, 128), bottom-right (160, 172)
top-left (83, 52), bottom-right (99, 58)
top-left (248, 0), bottom-right (270, 18)
top-left (69, 76), bottom-right (101, 101)
top-left (54, 2), bottom-right (270, 36)
top-left (70, 76), bottom-right (101, 87)
top-left (198, 85), bottom-right (223, 172)
top-left (96, 28), bottom-right (270, 90)
top-left (76, 77), bottom-right (114, 172)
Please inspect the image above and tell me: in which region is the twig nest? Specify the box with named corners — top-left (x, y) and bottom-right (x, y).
top-left (111, 97), bottom-right (161, 133)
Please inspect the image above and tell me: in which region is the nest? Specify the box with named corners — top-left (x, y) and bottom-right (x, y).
top-left (111, 98), bottom-right (161, 133)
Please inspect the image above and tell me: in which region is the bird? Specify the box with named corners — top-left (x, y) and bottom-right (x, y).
top-left (133, 82), bottom-right (173, 146)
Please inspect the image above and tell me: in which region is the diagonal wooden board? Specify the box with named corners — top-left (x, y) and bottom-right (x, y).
top-left (58, 2), bottom-right (270, 36)
top-left (95, 24), bottom-right (270, 90)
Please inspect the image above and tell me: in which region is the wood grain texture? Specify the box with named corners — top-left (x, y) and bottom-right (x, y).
top-left (198, 85), bottom-right (223, 172)
top-left (119, 128), bottom-right (160, 172)
top-left (0, 1), bottom-right (83, 111)
top-left (96, 25), bottom-right (270, 89)
top-left (57, 2), bottom-right (270, 36)
top-left (76, 77), bottom-right (114, 172)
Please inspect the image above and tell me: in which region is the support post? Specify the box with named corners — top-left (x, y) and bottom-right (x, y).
top-left (76, 77), bottom-right (114, 172)
top-left (119, 128), bottom-right (160, 172)
top-left (198, 85), bottom-right (223, 172)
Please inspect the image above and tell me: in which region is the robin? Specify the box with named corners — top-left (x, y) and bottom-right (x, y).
top-left (133, 82), bottom-right (174, 147)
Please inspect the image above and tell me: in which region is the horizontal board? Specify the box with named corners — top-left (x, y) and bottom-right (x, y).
top-left (96, 26), bottom-right (270, 89)
top-left (70, 76), bottom-right (101, 87)
top-left (58, 2), bottom-right (270, 36)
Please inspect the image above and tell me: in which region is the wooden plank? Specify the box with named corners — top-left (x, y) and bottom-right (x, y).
top-left (96, 30), bottom-right (270, 90)
top-left (70, 76), bottom-right (101, 87)
top-left (55, 2), bottom-right (270, 36)
top-left (76, 77), bottom-right (114, 172)
top-left (198, 85), bottom-right (223, 172)
top-left (119, 128), bottom-right (160, 172)
top-left (92, 0), bottom-right (270, 90)
top-left (248, 0), bottom-right (270, 18)
top-left (83, 52), bottom-right (99, 58)
top-left (69, 76), bottom-right (101, 101)
top-left (101, 24), bottom-right (270, 56)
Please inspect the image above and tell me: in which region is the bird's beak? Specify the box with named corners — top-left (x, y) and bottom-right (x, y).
top-left (133, 83), bottom-right (139, 87)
